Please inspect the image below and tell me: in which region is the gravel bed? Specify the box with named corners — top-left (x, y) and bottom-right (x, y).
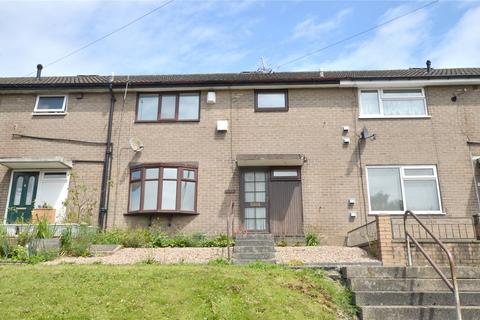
top-left (45, 245), bottom-right (377, 265)
top-left (275, 246), bottom-right (378, 264)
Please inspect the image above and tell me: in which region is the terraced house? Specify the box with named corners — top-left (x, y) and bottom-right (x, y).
top-left (0, 64), bottom-right (479, 255)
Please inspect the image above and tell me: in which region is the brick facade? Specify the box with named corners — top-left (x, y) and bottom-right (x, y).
top-left (0, 81), bottom-right (479, 245)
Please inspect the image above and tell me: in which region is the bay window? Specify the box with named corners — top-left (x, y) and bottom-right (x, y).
top-left (136, 92), bottom-right (200, 122)
top-left (359, 89), bottom-right (428, 117)
top-left (366, 165), bottom-right (442, 214)
top-left (128, 164), bottom-right (198, 214)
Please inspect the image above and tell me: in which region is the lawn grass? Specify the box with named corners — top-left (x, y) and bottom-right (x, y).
top-left (0, 263), bottom-right (355, 319)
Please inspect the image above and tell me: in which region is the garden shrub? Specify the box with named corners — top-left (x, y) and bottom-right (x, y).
top-left (91, 229), bottom-right (233, 249)
top-left (0, 225), bottom-right (11, 258)
top-left (60, 225), bottom-right (95, 257)
top-left (306, 233), bottom-right (320, 246)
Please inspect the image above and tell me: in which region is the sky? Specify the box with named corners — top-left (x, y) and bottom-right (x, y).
top-left (0, 0), bottom-right (479, 77)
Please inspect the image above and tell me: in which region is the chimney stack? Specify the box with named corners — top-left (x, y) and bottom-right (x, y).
top-left (426, 60), bottom-right (431, 73)
top-left (36, 64), bottom-right (43, 80)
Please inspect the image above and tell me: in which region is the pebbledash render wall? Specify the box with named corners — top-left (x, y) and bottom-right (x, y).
top-left (106, 85), bottom-right (480, 245)
top-left (0, 83), bottom-right (479, 245)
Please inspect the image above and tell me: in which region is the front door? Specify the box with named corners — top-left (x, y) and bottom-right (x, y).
top-left (269, 168), bottom-right (304, 236)
top-left (242, 170), bottom-right (268, 232)
top-left (7, 172), bottom-right (39, 223)
top-left (241, 167), bottom-right (304, 236)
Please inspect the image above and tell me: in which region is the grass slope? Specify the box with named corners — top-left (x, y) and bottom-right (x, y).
top-left (0, 264), bottom-right (355, 319)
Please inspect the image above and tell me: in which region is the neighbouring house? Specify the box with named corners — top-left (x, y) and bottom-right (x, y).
top-left (0, 64), bottom-right (479, 254)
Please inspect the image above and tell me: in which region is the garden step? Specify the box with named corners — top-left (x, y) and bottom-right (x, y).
top-left (353, 291), bottom-right (480, 306)
top-left (359, 306), bottom-right (480, 320)
top-left (233, 246), bottom-right (276, 254)
top-left (343, 266), bottom-right (480, 280)
top-left (235, 234), bottom-right (274, 240)
top-left (347, 278), bottom-right (480, 292)
top-left (234, 240), bottom-right (275, 247)
top-left (233, 234), bottom-right (276, 264)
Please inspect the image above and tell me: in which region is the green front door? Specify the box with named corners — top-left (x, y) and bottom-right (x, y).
top-left (7, 172), bottom-right (39, 223)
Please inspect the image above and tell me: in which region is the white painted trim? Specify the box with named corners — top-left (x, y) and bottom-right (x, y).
top-left (341, 78), bottom-right (480, 88)
top-left (3, 169), bottom-right (70, 223)
top-left (359, 115), bottom-right (432, 119)
top-left (3, 170), bottom-right (14, 224)
top-left (34, 95), bottom-right (68, 113)
top-left (365, 165), bottom-right (443, 215)
top-left (358, 88), bottom-right (428, 118)
top-left (32, 112), bottom-right (68, 116)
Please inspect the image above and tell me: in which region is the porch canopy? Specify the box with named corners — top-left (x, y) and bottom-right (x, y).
top-left (236, 154), bottom-right (305, 167)
top-left (0, 156), bottom-right (72, 169)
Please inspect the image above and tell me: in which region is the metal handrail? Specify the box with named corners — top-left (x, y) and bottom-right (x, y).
top-left (404, 210), bottom-right (462, 320)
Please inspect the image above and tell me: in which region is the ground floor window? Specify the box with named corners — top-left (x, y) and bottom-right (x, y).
top-left (129, 164), bottom-right (197, 214)
top-left (366, 165), bottom-right (442, 214)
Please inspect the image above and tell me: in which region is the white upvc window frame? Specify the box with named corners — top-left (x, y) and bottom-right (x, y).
top-left (366, 165), bottom-right (443, 215)
top-left (34, 95), bottom-right (68, 114)
top-left (358, 88), bottom-right (429, 118)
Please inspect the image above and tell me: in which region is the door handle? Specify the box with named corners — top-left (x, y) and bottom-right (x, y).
top-left (15, 207), bottom-right (26, 210)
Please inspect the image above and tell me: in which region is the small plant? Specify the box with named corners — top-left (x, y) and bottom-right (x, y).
top-left (10, 245), bottom-right (29, 261)
top-left (37, 202), bottom-right (53, 209)
top-left (63, 171), bottom-right (96, 225)
top-left (208, 258), bottom-right (230, 266)
top-left (306, 233), bottom-right (320, 246)
top-left (36, 217), bottom-right (55, 239)
top-left (0, 225), bottom-right (11, 258)
top-left (17, 225), bottom-right (36, 246)
top-left (287, 259), bottom-right (305, 267)
top-left (140, 257), bottom-right (158, 265)
top-left (27, 250), bottom-right (58, 264)
top-left (277, 240), bottom-right (288, 247)
top-left (61, 225), bottom-right (95, 257)
top-left (246, 261), bottom-right (283, 270)
top-left (60, 226), bottom-right (73, 254)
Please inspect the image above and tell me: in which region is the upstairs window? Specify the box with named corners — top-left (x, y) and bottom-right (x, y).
top-left (34, 95), bottom-right (67, 113)
top-left (366, 165), bottom-right (442, 214)
top-left (128, 164), bottom-right (198, 214)
top-left (255, 90), bottom-right (288, 112)
top-left (136, 92), bottom-right (200, 122)
top-left (359, 89), bottom-right (427, 117)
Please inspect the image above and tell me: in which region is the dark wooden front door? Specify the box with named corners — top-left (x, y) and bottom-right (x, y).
top-left (269, 176), bottom-right (304, 236)
top-left (7, 172), bottom-right (39, 223)
top-left (241, 168), bottom-right (303, 236)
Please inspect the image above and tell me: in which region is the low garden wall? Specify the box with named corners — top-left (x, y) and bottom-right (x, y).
top-left (373, 215), bottom-right (480, 266)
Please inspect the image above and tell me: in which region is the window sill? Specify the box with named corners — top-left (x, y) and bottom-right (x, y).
top-left (369, 211), bottom-right (446, 215)
top-left (32, 112), bottom-right (68, 116)
top-left (254, 108), bottom-right (289, 113)
top-left (134, 119), bottom-right (200, 123)
top-left (124, 211), bottom-right (199, 216)
top-left (359, 115), bottom-right (431, 119)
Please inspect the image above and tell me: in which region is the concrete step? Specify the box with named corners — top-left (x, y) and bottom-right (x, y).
top-left (354, 291), bottom-right (480, 306)
top-left (348, 278), bottom-right (480, 292)
top-left (343, 266), bottom-right (480, 280)
top-left (233, 252), bottom-right (276, 260)
top-left (234, 240), bottom-right (275, 247)
top-left (233, 258), bottom-right (276, 265)
top-left (359, 306), bottom-right (480, 320)
top-left (233, 246), bottom-right (276, 254)
top-left (236, 234), bottom-right (274, 240)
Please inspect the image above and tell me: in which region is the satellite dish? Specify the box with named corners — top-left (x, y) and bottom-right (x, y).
top-left (360, 126), bottom-right (376, 140)
top-left (129, 137), bottom-right (144, 152)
